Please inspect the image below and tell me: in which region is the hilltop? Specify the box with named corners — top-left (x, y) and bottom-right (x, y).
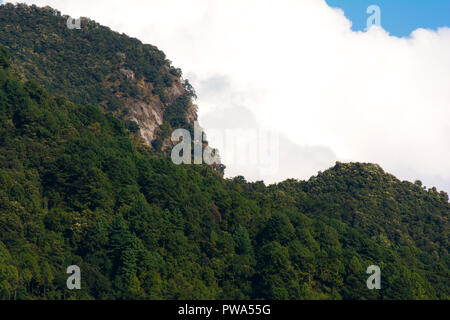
top-left (0, 3), bottom-right (199, 152)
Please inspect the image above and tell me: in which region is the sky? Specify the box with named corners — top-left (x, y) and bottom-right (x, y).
top-left (327, 0), bottom-right (450, 37)
top-left (6, 0), bottom-right (450, 192)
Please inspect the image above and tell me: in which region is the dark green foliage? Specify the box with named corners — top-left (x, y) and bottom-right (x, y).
top-left (0, 46), bottom-right (10, 69)
top-left (0, 63), bottom-right (447, 299)
top-left (164, 94), bottom-right (192, 129)
top-left (124, 120), bottom-right (140, 133)
top-left (234, 225), bottom-right (253, 256)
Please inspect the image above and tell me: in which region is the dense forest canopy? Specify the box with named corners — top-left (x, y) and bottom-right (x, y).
top-left (0, 4), bottom-right (448, 300)
top-left (0, 3), bottom-right (172, 106)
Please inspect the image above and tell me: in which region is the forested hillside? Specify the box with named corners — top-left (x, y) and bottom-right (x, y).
top-left (0, 4), bottom-right (448, 300)
top-left (0, 3), bottom-right (200, 151)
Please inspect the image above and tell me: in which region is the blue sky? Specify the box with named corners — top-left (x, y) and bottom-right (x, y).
top-left (326, 0), bottom-right (450, 37)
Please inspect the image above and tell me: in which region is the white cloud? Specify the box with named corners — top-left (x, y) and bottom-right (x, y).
top-left (15, 0), bottom-right (450, 191)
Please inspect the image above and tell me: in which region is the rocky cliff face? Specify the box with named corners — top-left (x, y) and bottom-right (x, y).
top-left (102, 53), bottom-right (198, 147)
